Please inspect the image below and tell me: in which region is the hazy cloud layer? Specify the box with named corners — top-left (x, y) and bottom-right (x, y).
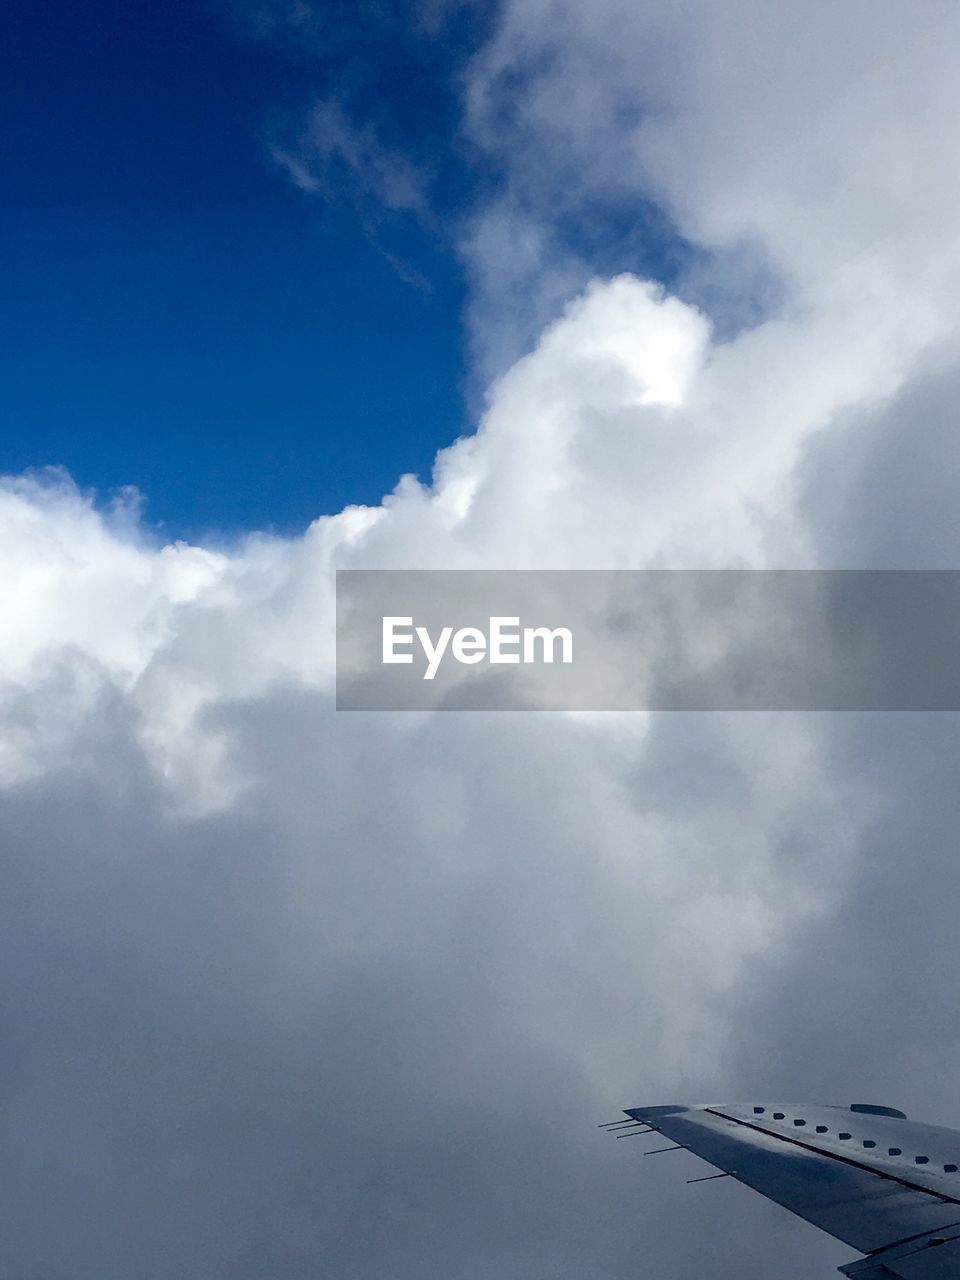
top-left (4, 3), bottom-right (960, 1276)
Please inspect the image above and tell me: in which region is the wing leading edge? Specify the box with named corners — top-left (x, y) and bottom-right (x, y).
top-left (617, 1103), bottom-right (960, 1278)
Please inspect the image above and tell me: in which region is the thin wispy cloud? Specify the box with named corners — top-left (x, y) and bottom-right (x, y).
top-left (272, 99), bottom-right (429, 213)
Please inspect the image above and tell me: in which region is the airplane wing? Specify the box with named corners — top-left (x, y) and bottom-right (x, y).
top-left (614, 1103), bottom-right (960, 1278)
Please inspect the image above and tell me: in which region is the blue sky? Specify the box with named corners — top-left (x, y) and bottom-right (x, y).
top-left (1, 0), bottom-right (490, 538)
top-left (2, 0), bottom-right (698, 541)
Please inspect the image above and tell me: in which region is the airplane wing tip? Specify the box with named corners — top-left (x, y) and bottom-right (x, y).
top-left (623, 1104), bottom-right (692, 1123)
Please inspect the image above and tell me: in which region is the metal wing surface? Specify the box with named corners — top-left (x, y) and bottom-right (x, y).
top-left (617, 1103), bottom-right (960, 1277)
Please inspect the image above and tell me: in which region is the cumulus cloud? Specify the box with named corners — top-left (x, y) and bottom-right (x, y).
top-left (5, 1), bottom-right (960, 1275)
top-left (461, 0), bottom-right (960, 372)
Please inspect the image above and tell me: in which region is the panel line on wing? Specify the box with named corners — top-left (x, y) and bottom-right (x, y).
top-left (703, 1108), bottom-right (960, 1209)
